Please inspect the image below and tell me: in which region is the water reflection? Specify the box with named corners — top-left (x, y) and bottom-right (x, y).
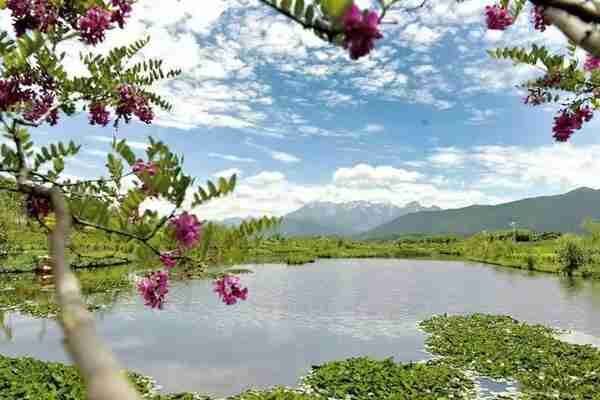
top-left (1, 259), bottom-right (600, 397)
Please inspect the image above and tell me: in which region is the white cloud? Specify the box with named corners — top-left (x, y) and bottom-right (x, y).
top-left (270, 151), bottom-right (301, 163)
top-left (428, 144), bottom-right (600, 190)
top-left (365, 124), bottom-right (384, 133)
top-left (245, 139), bottom-right (301, 163)
top-left (466, 108), bottom-right (499, 125)
top-left (84, 149), bottom-right (109, 157)
top-left (212, 168), bottom-right (242, 179)
top-left (207, 153), bottom-right (256, 163)
top-left (333, 164), bottom-right (424, 187)
top-left (427, 147), bottom-right (467, 167)
top-left (87, 135), bottom-right (148, 150)
top-left (189, 164), bottom-right (505, 220)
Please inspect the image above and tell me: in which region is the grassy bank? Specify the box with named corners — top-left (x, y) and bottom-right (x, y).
top-left (2, 314), bottom-right (600, 399)
top-left (250, 231), bottom-right (600, 278)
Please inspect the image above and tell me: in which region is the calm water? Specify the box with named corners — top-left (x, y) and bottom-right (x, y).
top-left (2, 259), bottom-right (600, 396)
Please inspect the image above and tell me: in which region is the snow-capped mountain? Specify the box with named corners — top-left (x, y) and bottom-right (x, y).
top-left (279, 200), bottom-right (441, 236)
top-left (217, 200), bottom-right (440, 237)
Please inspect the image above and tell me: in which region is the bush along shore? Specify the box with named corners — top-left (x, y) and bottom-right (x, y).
top-left (249, 228), bottom-right (600, 278)
top-left (2, 314), bottom-right (600, 399)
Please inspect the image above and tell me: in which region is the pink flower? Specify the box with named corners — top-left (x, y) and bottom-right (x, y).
top-left (532, 5), bottom-right (548, 32)
top-left (132, 159), bottom-right (159, 176)
top-left (485, 4), bottom-right (513, 30)
top-left (138, 270), bottom-right (169, 309)
top-left (89, 103), bottom-right (110, 126)
top-left (115, 85), bottom-right (154, 125)
top-left (213, 275), bottom-right (248, 305)
top-left (7, 0), bottom-right (30, 18)
top-left (170, 212), bottom-right (202, 248)
top-left (342, 4), bottom-right (383, 60)
top-left (584, 54), bottom-right (600, 72)
top-left (0, 79), bottom-right (32, 111)
top-left (132, 159), bottom-right (146, 174)
top-left (552, 107), bottom-right (593, 142)
top-left (110, 0), bottom-right (133, 28)
top-left (8, 0), bottom-right (58, 36)
top-left (24, 92), bottom-right (58, 126)
top-left (33, 0), bottom-right (57, 32)
top-left (78, 6), bottom-right (112, 46)
top-left (160, 252), bottom-right (177, 269)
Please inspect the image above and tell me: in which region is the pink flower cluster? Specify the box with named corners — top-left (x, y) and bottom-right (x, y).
top-left (0, 78), bottom-right (32, 111)
top-left (138, 270), bottom-right (169, 309)
top-left (132, 159), bottom-right (159, 176)
top-left (213, 275), bottom-right (248, 305)
top-left (115, 85), bottom-right (154, 125)
top-left (532, 5), bottom-right (548, 32)
top-left (110, 0), bottom-right (133, 29)
top-left (7, 0), bottom-right (58, 36)
top-left (7, 0), bottom-right (132, 41)
top-left (23, 92), bottom-right (58, 126)
top-left (584, 54), bottom-right (600, 72)
top-left (342, 4), bottom-right (383, 60)
top-left (89, 103), bottom-right (110, 126)
top-left (170, 212), bottom-right (202, 248)
top-left (552, 106), bottom-right (593, 142)
top-left (24, 194), bottom-right (51, 219)
top-left (160, 252), bottom-right (177, 269)
top-left (485, 4), bottom-right (513, 30)
top-left (78, 6), bottom-right (112, 45)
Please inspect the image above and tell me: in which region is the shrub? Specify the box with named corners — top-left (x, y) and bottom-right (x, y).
top-left (556, 234), bottom-right (589, 276)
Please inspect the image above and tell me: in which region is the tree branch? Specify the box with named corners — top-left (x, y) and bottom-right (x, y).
top-left (48, 187), bottom-right (141, 400)
top-left (531, 0), bottom-right (600, 56)
top-left (71, 215), bottom-right (162, 256)
top-left (532, 0), bottom-right (600, 24)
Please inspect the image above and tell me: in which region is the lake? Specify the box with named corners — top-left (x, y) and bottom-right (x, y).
top-left (2, 259), bottom-right (600, 397)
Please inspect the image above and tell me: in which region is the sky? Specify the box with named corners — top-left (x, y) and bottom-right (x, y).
top-left (5, 0), bottom-right (600, 221)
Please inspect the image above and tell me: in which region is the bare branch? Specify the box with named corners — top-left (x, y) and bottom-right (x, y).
top-left (544, 5), bottom-right (600, 56)
top-left (531, 0), bottom-right (600, 56)
top-left (48, 187), bottom-right (141, 400)
top-left (532, 0), bottom-right (600, 24)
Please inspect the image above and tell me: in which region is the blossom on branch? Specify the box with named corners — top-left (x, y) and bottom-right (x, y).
top-left (138, 270), bottom-right (169, 309)
top-left (160, 252), bottom-right (177, 269)
top-left (584, 54), bottom-right (600, 72)
top-left (213, 275), bottom-right (248, 305)
top-left (342, 4), bottom-right (383, 60)
top-left (115, 85), bottom-right (155, 125)
top-left (170, 212), bottom-right (202, 248)
top-left (485, 4), bottom-right (513, 30)
top-left (552, 106), bottom-right (593, 142)
top-left (89, 103), bottom-right (110, 126)
top-left (24, 92), bottom-right (58, 126)
top-left (77, 6), bottom-right (113, 45)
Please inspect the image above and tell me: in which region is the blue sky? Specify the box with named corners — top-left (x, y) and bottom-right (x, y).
top-left (6, 0), bottom-right (600, 220)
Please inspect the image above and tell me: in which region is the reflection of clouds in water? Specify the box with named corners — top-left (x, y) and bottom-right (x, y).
top-left (558, 330), bottom-right (600, 348)
top-left (143, 362), bottom-right (260, 395)
top-left (5, 259), bottom-right (600, 396)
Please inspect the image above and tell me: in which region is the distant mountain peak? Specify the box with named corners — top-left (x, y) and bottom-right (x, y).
top-left (279, 199), bottom-right (441, 236)
top-left (568, 186), bottom-right (596, 194)
top-left (363, 187), bottom-right (600, 239)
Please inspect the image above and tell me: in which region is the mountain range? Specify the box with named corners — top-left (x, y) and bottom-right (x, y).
top-left (219, 200), bottom-right (440, 236)
top-left (218, 187), bottom-right (600, 239)
top-left (363, 187), bottom-right (600, 239)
